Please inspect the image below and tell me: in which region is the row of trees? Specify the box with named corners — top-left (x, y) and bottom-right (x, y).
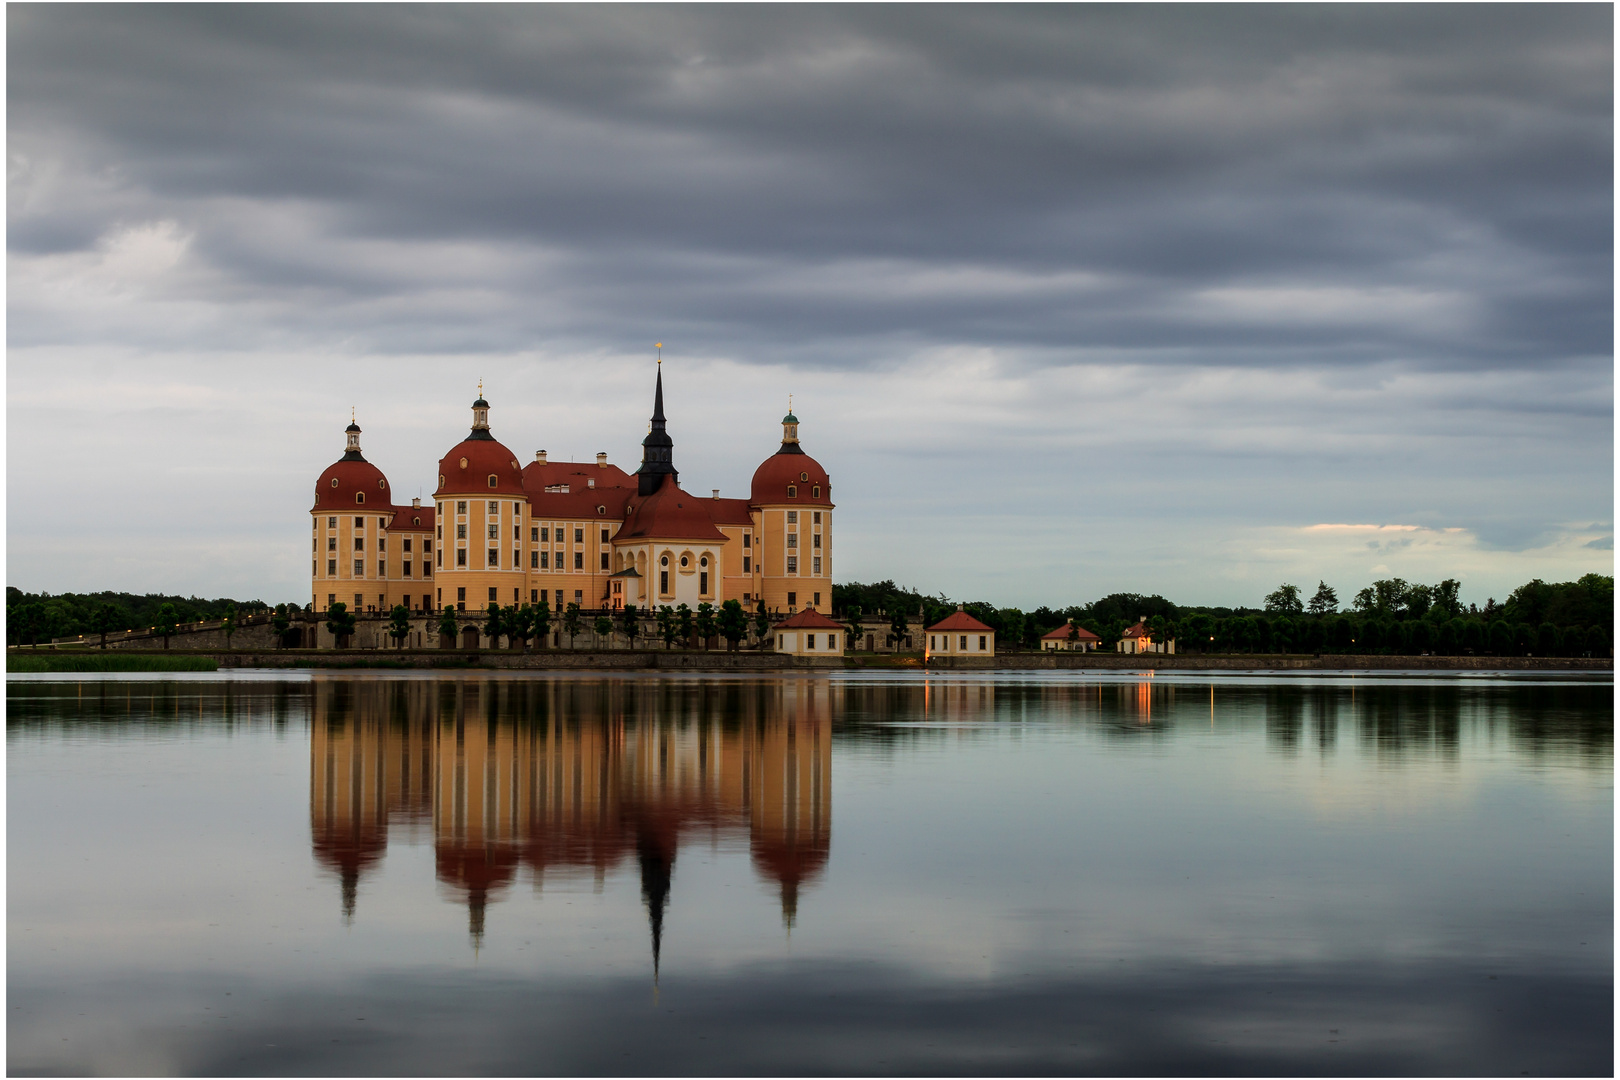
top-left (832, 575), bottom-right (1612, 657)
top-left (329, 598), bottom-right (773, 651)
top-left (6, 588), bottom-right (277, 647)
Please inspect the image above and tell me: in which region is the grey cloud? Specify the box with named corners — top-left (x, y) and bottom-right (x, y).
top-left (8, 5), bottom-right (1611, 369)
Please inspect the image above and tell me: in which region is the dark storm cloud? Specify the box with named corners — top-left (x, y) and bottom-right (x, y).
top-left (8, 4), bottom-right (1611, 367)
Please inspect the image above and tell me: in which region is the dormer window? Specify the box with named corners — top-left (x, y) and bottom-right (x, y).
top-left (356, 492), bottom-right (365, 504)
top-left (487, 475), bottom-right (498, 488)
top-left (812, 485), bottom-right (820, 498)
top-left (787, 485), bottom-right (797, 498)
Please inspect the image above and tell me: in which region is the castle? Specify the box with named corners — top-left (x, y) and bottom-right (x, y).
top-left (311, 365), bottom-right (833, 618)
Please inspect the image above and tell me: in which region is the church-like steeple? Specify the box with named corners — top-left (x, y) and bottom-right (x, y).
top-left (637, 361), bottom-right (679, 496)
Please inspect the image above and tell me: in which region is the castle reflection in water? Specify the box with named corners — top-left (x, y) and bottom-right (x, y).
top-left (309, 678), bottom-right (830, 967)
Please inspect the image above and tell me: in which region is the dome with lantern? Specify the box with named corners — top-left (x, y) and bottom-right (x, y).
top-left (435, 390), bottom-right (525, 497)
top-left (314, 417), bottom-right (392, 510)
top-left (750, 408), bottom-right (832, 506)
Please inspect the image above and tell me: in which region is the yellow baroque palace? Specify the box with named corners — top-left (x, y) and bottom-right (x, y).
top-left (311, 366), bottom-right (834, 616)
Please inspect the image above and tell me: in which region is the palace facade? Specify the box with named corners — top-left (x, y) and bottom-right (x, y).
top-left (311, 366), bottom-right (834, 617)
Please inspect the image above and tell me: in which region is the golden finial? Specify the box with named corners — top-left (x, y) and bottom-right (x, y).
top-left (656, 343), bottom-right (663, 364)
top-left (478, 377), bottom-right (483, 395)
top-left (351, 405), bottom-right (355, 422)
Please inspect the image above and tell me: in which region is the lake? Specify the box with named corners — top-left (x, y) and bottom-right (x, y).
top-left (7, 670), bottom-right (1612, 1076)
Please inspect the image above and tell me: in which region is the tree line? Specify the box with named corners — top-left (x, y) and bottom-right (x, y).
top-left (832, 574), bottom-right (1612, 657)
top-left (7, 588), bottom-right (275, 648)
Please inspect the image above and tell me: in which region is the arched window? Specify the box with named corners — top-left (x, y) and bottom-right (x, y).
top-left (355, 492), bottom-right (365, 504)
top-left (487, 475), bottom-right (498, 488)
top-left (787, 485), bottom-right (797, 498)
top-left (813, 485), bottom-right (820, 498)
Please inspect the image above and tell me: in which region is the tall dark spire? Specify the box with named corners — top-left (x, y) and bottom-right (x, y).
top-left (637, 362), bottom-right (678, 496)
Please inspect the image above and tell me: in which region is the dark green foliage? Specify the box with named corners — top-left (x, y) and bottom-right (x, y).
top-left (753, 600), bottom-right (770, 643)
top-left (1264, 584), bottom-right (1303, 615)
top-left (619, 604), bottom-right (640, 647)
top-left (1307, 581), bottom-right (1339, 617)
top-left (887, 607), bottom-right (910, 648)
top-left (694, 602), bottom-right (717, 646)
top-left (832, 580), bottom-right (925, 618)
top-left (844, 606), bottom-right (864, 651)
top-left (718, 600), bottom-right (747, 649)
top-left (563, 603), bottom-right (583, 647)
top-left (437, 606), bottom-right (458, 639)
top-left (675, 603), bottom-right (693, 645)
top-left (483, 603), bottom-right (504, 648)
top-left (593, 615), bottom-right (614, 642)
top-left (532, 599), bottom-right (552, 645)
top-left (387, 605), bottom-right (411, 647)
top-left (5, 587), bottom-right (273, 647)
top-left (153, 603), bottom-right (180, 649)
top-left (324, 602), bottom-right (356, 645)
top-left (658, 605), bottom-right (678, 648)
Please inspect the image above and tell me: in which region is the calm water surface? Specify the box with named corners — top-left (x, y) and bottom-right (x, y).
top-left (7, 671), bottom-right (1612, 1076)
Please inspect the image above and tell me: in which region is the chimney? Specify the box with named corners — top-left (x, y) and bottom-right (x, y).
top-left (535, 450), bottom-right (547, 463)
top-left (412, 498), bottom-right (421, 508)
top-left (712, 489), bottom-right (720, 499)
top-left (596, 452), bottom-right (607, 467)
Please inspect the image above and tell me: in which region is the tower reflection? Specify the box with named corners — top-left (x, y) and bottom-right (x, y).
top-left (309, 677), bottom-right (831, 969)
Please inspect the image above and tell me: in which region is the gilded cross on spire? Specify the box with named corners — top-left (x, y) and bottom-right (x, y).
top-left (656, 343), bottom-right (663, 364)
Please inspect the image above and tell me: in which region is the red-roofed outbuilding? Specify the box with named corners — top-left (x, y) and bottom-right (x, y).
top-left (925, 607), bottom-right (996, 659)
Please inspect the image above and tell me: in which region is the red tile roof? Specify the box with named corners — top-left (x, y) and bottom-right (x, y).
top-left (615, 474), bottom-right (727, 542)
top-left (926, 609), bottom-right (994, 633)
top-left (1121, 621), bottom-right (1151, 638)
top-left (772, 607), bottom-right (845, 630)
top-left (751, 448), bottom-right (832, 507)
top-left (436, 437), bottom-right (525, 497)
top-left (386, 505), bottom-right (436, 531)
top-left (1041, 623), bottom-right (1100, 641)
top-left (314, 458), bottom-right (391, 511)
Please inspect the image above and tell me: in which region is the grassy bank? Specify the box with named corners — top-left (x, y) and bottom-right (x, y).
top-left (8, 654), bottom-right (219, 673)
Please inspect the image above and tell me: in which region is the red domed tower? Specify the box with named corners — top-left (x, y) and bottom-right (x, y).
top-left (749, 405), bottom-right (834, 613)
top-left (311, 416), bottom-right (395, 615)
top-left (433, 389), bottom-right (529, 617)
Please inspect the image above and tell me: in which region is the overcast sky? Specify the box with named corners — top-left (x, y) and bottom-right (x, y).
top-left (8, 4), bottom-right (1612, 609)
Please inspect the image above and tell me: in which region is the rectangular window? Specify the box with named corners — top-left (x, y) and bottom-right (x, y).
top-left (457, 587), bottom-right (466, 609)
top-left (489, 587), bottom-right (498, 602)
top-left (402, 538), bottom-right (412, 553)
top-left (488, 524), bottom-right (499, 540)
top-left (327, 560), bottom-right (337, 576)
top-left (531, 551), bottom-right (539, 568)
top-left (514, 502), bottom-right (522, 516)
top-left (600, 553), bottom-right (609, 571)
top-left (540, 527), bottom-right (549, 542)
top-left (457, 501), bottom-right (467, 514)
top-left (530, 590), bottom-right (538, 603)
top-left (813, 557), bottom-right (822, 575)
top-left (487, 549), bottom-right (499, 567)
top-left (787, 592), bottom-right (796, 608)
top-left (555, 590), bottom-right (563, 607)
top-left (574, 528), bottom-right (584, 544)
top-left (979, 635), bottom-right (987, 650)
top-left (600, 528), bottom-right (609, 543)
top-left (514, 524), bottom-right (521, 540)
top-left (787, 534), bottom-right (797, 548)
top-left (574, 590), bottom-right (583, 603)
top-left (488, 501), bottom-right (498, 516)
top-left (456, 524), bottom-right (467, 539)
top-left (355, 517), bottom-right (365, 528)
top-left (424, 540), bottom-right (432, 553)
top-left (378, 538), bottom-right (387, 551)
top-left (353, 559), bottom-right (364, 576)
top-left (354, 538), bottom-right (364, 551)
top-left (814, 512), bottom-right (821, 524)
top-left (437, 551), bottom-right (443, 569)
top-left (424, 561), bottom-right (432, 577)
top-left (456, 549), bottom-right (467, 567)
top-left (328, 594), bottom-right (336, 608)
top-left (814, 592), bottom-right (821, 607)
top-left (700, 571), bottom-right (708, 594)
top-left (812, 533), bottom-right (821, 548)
top-left (378, 561), bottom-right (386, 576)
top-left (959, 635), bottom-right (968, 650)
top-left (403, 562), bottom-right (412, 577)
top-left (786, 556), bottom-right (798, 574)
top-left (328, 537), bottom-right (336, 551)
top-left (660, 571), bottom-right (669, 594)
top-left (531, 527), bottom-right (539, 542)
top-left (574, 551), bottom-right (583, 570)
top-left (541, 551), bottom-right (550, 569)
top-left (807, 633), bottom-right (816, 650)
top-left (930, 636), bottom-right (936, 650)
top-left (437, 525), bottom-right (442, 540)
top-left (379, 517), bottom-right (387, 528)
top-left (787, 511), bottom-right (797, 524)
top-left (743, 556), bottom-right (751, 574)
top-left (743, 534), bottom-right (751, 549)
top-left (328, 517), bottom-right (337, 528)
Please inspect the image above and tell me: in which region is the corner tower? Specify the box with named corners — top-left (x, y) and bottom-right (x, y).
top-left (312, 415), bottom-right (393, 615)
top-left (433, 390), bottom-right (528, 616)
top-left (749, 404), bottom-right (834, 613)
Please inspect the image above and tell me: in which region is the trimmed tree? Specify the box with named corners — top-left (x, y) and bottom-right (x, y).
top-left (221, 603), bottom-right (237, 649)
top-left (272, 604), bottom-right (292, 649)
top-left (594, 614), bottom-right (614, 646)
top-left (563, 602), bottom-right (583, 648)
top-left (532, 599), bottom-right (552, 648)
top-left (658, 605), bottom-right (678, 648)
top-left (512, 604), bottom-right (534, 651)
top-left (387, 604), bottom-right (412, 649)
top-left (888, 608), bottom-right (910, 650)
top-left (694, 602), bottom-right (717, 649)
top-left (91, 603), bottom-right (126, 649)
top-left (753, 600), bottom-right (770, 646)
top-left (676, 603), bottom-right (694, 647)
top-left (483, 603), bottom-right (504, 650)
top-left (718, 599), bottom-right (747, 651)
top-left (154, 603), bottom-right (181, 650)
top-left (845, 605), bottom-right (864, 652)
top-left (324, 602), bottom-right (356, 649)
top-left (438, 605), bottom-right (458, 647)
top-left (619, 604), bottom-right (640, 649)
